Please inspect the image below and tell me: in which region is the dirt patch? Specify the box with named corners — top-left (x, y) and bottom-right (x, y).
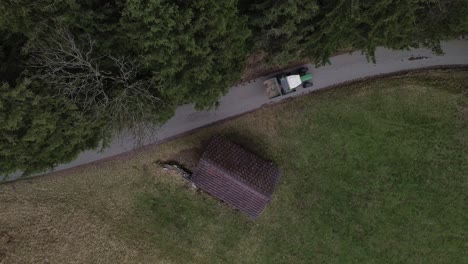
top-left (169, 147), bottom-right (203, 171)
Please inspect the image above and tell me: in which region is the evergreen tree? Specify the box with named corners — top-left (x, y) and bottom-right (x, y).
top-left (120, 0), bottom-right (251, 108)
top-left (247, 0), bottom-right (320, 64)
top-left (249, 0), bottom-right (468, 65)
top-left (0, 79), bottom-right (108, 176)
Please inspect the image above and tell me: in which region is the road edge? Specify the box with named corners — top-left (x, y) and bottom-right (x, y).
top-left (3, 64), bottom-right (468, 184)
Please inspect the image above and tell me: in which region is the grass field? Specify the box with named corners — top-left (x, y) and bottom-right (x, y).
top-left (1, 69), bottom-right (467, 264)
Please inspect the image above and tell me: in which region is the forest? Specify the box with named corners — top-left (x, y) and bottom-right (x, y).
top-left (1, 0), bottom-right (467, 175)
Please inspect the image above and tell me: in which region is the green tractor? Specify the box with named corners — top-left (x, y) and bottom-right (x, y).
top-left (264, 67), bottom-right (313, 99)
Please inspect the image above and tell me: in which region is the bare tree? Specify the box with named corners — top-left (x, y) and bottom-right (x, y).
top-left (106, 56), bottom-right (164, 145)
top-left (27, 25), bottom-right (165, 144)
top-left (27, 27), bottom-right (108, 109)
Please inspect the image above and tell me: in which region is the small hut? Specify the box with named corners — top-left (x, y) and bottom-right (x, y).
top-left (191, 135), bottom-right (281, 219)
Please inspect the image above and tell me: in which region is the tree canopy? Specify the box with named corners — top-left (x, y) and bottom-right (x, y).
top-left (1, 0), bottom-right (467, 176)
top-left (120, 0), bottom-right (251, 108)
top-left (0, 79), bottom-right (108, 176)
top-left (249, 0), bottom-right (468, 65)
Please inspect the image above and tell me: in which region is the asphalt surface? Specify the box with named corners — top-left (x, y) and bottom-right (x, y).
top-left (7, 39), bottom-right (468, 180)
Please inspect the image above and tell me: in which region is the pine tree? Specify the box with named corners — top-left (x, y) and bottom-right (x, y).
top-left (120, 0), bottom-right (251, 108)
top-left (0, 79), bottom-right (108, 176)
top-left (249, 0), bottom-right (468, 65)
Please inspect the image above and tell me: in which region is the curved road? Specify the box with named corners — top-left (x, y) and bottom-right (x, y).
top-left (7, 39), bottom-right (468, 180)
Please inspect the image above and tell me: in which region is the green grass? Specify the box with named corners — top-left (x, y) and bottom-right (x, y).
top-left (1, 69), bottom-right (467, 263)
top-left (262, 81), bottom-right (467, 263)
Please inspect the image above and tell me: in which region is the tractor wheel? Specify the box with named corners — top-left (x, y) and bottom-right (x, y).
top-left (277, 73), bottom-right (287, 79)
top-left (302, 81), bottom-right (313, 88)
top-left (296, 67), bottom-right (308, 75)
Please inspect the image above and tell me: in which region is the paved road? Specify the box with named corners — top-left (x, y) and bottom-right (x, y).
top-left (7, 39), bottom-right (468, 180)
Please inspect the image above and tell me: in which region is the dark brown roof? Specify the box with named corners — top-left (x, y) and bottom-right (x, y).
top-left (191, 135), bottom-right (281, 219)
